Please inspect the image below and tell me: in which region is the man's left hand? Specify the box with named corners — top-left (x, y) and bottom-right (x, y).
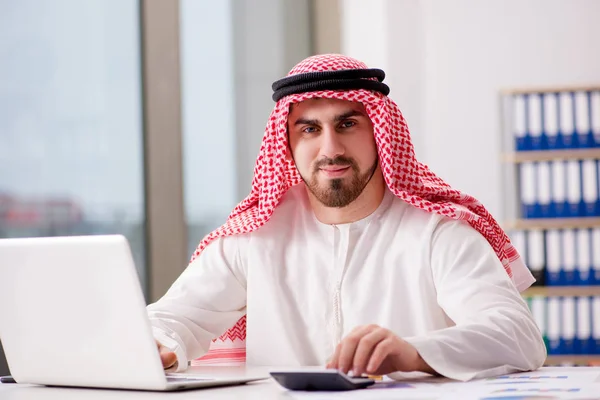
top-left (326, 324), bottom-right (435, 377)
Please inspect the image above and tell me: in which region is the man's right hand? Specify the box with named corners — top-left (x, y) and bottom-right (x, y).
top-left (156, 340), bottom-right (177, 369)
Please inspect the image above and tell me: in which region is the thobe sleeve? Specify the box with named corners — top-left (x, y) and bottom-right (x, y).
top-left (398, 218), bottom-right (546, 381)
top-left (146, 235), bottom-right (247, 372)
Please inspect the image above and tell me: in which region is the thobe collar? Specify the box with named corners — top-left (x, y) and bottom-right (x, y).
top-left (311, 188), bottom-right (396, 236)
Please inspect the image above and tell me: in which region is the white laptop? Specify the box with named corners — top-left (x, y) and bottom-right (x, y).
top-left (0, 234), bottom-right (266, 391)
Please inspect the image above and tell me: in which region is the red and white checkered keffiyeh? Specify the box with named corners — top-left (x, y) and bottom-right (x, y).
top-left (190, 54), bottom-right (533, 366)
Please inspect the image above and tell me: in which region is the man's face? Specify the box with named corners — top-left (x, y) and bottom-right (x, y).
top-left (287, 98), bottom-right (378, 208)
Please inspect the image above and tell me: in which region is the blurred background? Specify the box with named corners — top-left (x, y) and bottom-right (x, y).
top-left (1, 0), bottom-right (599, 375)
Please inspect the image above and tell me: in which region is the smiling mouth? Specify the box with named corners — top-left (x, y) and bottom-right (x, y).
top-left (319, 166), bottom-right (351, 177)
top-left (320, 166), bottom-right (350, 172)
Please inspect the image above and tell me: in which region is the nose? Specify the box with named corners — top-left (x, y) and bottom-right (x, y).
top-left (320, 126), bottom-right (345, 159)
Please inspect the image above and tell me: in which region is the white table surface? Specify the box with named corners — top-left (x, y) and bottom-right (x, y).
top-left (2, 366), bottom-right (600, 400)
top-left (0, 366), bottom-right (284, 400)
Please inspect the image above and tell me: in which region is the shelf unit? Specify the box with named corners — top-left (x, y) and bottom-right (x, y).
top-left (500, 85), bottom-right (600, 95)
top-left (523, 286), bottom-right (600, 297)
top-left (500, 86), bottom-right (600, 367)
top-left (502, 148), bottom-right (600, 163)
top-left (504, 217), bottom-right (600, 231)
top-left (544, 355), bottom-right (600, 366)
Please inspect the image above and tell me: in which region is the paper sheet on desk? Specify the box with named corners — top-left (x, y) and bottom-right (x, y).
top-left (289, 386), bottom-right (600, 400)
top-left (458, 369), bottom-right (600, 400)
top-left (472, 384), bottom-right (600, 400)
top-left (287, 368), bottom-right (600, 400)
top-left (473, 369), bottom-right (600, 385)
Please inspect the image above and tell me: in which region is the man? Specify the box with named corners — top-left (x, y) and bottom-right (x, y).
top-left (147, 54), bottom-right (546, 381)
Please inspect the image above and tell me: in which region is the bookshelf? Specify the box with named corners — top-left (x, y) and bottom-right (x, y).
top-left (504, 218), bottom-right (600, 231)
top-left (500, 85), bottom-right (600, 96)
top-left (523, 286), bottom-right (600, 298)
top-left (500, 85), bottom-right (600, 367)
top-left (502, 149), bottom-right (600, 163)
top-left (545, 355), bottom-right (600, 366)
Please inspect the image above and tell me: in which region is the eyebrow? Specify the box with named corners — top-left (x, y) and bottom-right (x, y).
top-left (293, 109), bottom-right (366, 126)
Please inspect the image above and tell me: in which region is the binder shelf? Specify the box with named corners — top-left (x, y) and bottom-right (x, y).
top-left (505, 218), bottom-right (600, 230)
top-left (523, 286), bottom-right (600, 297)
top-left (501, 86), bottom-right (600, 367)
top-left (544, 355), bottom-right (600, 366)
top-left (502, 149), bottom-right (600, 163)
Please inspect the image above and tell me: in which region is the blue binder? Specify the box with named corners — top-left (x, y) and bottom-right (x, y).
top-left (560, 297), bottom-right (576, 355)
top-left (545, 229), bottom-right (562, 286)
top-left (543, 93), bottom-right (560, 150)
top-left (550, 160), bottom-right (568, 218)
top-left (537, 162), bottom-right (552, 218)
top-left (514, 94), bottom-right (530, 151)
top-left (559, 92), bottom-right (576, 149)
top-left (528, 93), bottom-right (544, 150)
top-left (566, 160), bottom-right (583, 217)
top-left (576, 297), bottom-right (594, 355)
top-left (561, 229), bottom-right (577, 286)
top-left (575, 91), bottom-right (594, 148)
top-left (527, 230), bottom-right (545, 285)
top-left (593, 229), bottom-right (600, 285)
top-left (582, 159), bottom-right (599, 217)
top-left (575, 229), bottom-right (592, 285)
top-left (593, 297), bottom-right (600, 355)
top-left (596, 160), bottom-right (600, 215)
top-left (520, 162), bottom-right (538, 218)
top-left (547, 297), bottom-right (561, 355)
top-left (592, 91), bottom-right (600, 147)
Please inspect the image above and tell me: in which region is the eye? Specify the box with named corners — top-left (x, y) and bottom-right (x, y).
top-left (340, 120), bottom-right (356, 129)
top-left (302, 126), bottom-right (318, 134)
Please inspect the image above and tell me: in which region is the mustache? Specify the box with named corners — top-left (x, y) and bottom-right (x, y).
top-left (313, 156), bottom-right (356, 172)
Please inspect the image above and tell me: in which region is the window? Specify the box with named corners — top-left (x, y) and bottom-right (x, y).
top-left (0, 0), bottom-right (146, 285)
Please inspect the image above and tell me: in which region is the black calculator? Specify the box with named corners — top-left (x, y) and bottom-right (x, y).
top-left (270, 369), bottom-right (375, 391)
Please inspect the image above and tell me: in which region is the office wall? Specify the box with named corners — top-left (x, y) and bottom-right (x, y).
top-left (340, 0), bottom-right (425, 162)
top-left (340, 0), bottom-right (600, 219)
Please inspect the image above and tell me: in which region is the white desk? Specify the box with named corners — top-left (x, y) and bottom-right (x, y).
top-left (0, 366), bottom-right (284, 400)
top-left (2, 366), bottom-right (600, 400)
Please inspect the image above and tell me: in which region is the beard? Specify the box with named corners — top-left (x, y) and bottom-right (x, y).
top-left (304, 155), bottom-right (378, 208)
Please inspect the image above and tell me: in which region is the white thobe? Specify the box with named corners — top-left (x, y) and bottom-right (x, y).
top-left (147, 185), bottom-right (546, 381)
